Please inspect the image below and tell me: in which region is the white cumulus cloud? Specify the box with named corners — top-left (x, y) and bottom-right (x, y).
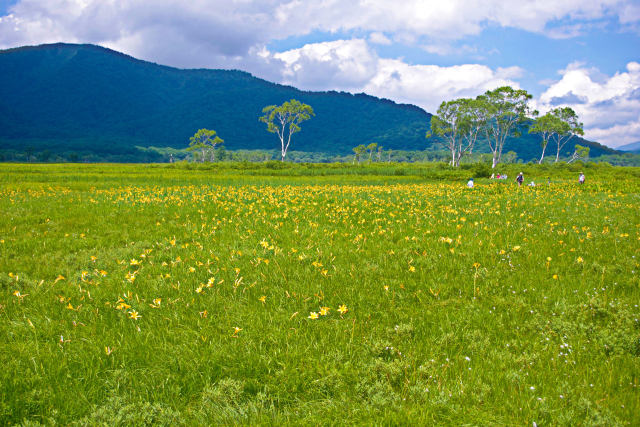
top-left (369, 32), bottom-right (392, 45)
top-left (536, 61), bottom-right (640, 147)
top-left (1, 0), bottom-right (638, 148)
top-left (2, 0), bottom-right (639, 61)
top-left (272, 39), bottom-right (521, 112)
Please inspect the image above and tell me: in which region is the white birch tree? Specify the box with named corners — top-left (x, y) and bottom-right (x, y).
top-left (478, 86), bottom-right (533, 169)
top-left (550, 107), bottom-right (584, 162)
top-left (428, 99), bottom-right (484, 167)
top-left (528, 113), bottom-right (556, 164)
top-left (259, 99), bottom-right (314, 161)
top-left (187, 128), bottom-right (223, 162)
top-left (427, 100), bottom-right (463, 166)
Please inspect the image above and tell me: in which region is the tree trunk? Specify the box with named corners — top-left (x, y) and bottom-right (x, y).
top-left (491, 151), bottom-right (499, 169)
top-left (538, 143), bottom-right (546, 164)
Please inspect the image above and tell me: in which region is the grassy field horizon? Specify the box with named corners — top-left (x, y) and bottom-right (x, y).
top-left (1, 163), bottom-right (638, 425)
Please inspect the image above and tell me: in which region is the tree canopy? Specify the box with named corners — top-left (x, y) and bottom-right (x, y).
top-left (479, 86), bottom-right (534, 169)
top-left (187, 128), bottom-right (224, 162)
top-left (528, 112), bottom-right (558, 164)
top-left (259, 99), bottom-right (315, 161)
top-left (549, 107), bottom-right (584, 162)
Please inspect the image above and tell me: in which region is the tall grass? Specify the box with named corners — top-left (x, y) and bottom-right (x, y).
top-left (1, 163), bottom-right (638, 425)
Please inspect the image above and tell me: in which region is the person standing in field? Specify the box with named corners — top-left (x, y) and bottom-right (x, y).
top-left (516, 172), bottom-right (524, 187)
top-left (579, 172), bottom-right (585, 184)
top-left (467, 178), bottom-right (474, 188)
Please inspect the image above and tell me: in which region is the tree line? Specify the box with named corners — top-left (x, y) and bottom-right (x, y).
top-left (188, 99), bottom-right (314, 163)
top-left (426, 86), bottom-right (585, 168)
top-left (187, 87), bottom-right (588, 167)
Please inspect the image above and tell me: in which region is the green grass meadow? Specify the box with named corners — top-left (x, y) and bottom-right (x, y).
top-left (1, 163), bottom-right (639, 425)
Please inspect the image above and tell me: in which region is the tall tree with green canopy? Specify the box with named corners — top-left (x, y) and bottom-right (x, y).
top-left (427, 100), bottom-right (463, 166)
top-left (187, 128), bottom-right (223, 162)
top-left (478, 86), bottom-right (533, 169)
top-left (259, 99), bottom-right (315, 161)
top-left (528, 112), bottom-right (557, 164)
top-left (549, 107), bottom-right (584, 162)
top-left (457, 98), bottom-right (486, 159)
top-left (427, 99), bottom-right (483, 167)
top-left (353, 144), bottom-right (366, 164)
top-left (366, 142), bottom-right (378, 162)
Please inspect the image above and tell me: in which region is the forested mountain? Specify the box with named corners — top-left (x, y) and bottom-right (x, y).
top-left (0, 43), bottom-right (617, 162)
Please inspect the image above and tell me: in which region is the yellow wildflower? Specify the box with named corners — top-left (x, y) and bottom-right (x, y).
top-left (13, 290), bottom-right (27, 300)
top-left (116, 300), bottom-right (131, 310)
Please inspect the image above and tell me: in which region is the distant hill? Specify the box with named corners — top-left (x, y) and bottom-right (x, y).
top-left (617, 141), bottom-right (640, 153)
top-left (0, 43), bottom-right (618, 162)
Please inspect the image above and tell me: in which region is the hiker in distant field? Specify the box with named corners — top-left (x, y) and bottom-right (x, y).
top-left (467, 178), bottom-right (474, 188)
top-left (516, 172), bottom-right (524, 187)
top-left (579, 172), bottom-right (585, 184)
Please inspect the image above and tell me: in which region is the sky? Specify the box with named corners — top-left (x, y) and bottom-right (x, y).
top-left (1, 0), bottom-right (639, 148)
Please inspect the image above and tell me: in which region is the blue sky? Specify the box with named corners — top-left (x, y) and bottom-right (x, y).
top-left (0, 0), bottom-right (17, 15)
top-left (1, 0), bottom-right (639, 147)
top-left (268, 25), bottom-right (639, 96)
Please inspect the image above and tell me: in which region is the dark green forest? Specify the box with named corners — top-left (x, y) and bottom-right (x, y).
top-left (0, 43), bottom-right (619, 163)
